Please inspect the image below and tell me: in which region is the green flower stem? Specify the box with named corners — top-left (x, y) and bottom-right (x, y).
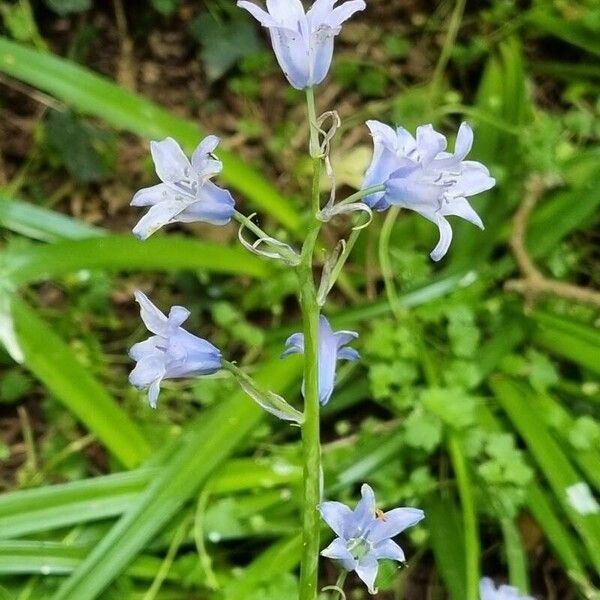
top-left (337, 184), bottom-right (385, 207)
top-left (233, 209), bottom-right (272, 241)
top-left (448, 433), bottom-right (480, 600)
top-left (298, 86), bottom-right (324, 600)
top-left (324, 571), bottom-right (348, 600)
top-left (501, 517), bottom-right (529, 594)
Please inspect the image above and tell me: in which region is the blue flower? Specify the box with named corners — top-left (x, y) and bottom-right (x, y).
top-left (281, 315), bottom-right (359, 406)
top-left (238, 0), bottom-right (366, 90)
top-left (129, 291), bottom-right (222, 408)
top-left (131, 136), bottom-right (235, 240)
top-left (362, 121), bottom-right (495, 261)
top-left (320, 484), bottom-right (425, 594)
top-left (480, 578), bottom-right (535, 600)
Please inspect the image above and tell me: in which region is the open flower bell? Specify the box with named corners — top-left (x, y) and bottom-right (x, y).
top-left (362, 121), bottom-right (495, 261)
top-left (131, 135), bottom-right (235, 240)
top-left (479, 578), bottom-right (535, 600)
top-left (320, 484), bottom-right (425, 594)
top-left (129, 291), bottom-right (222, 408)
top-left (281, 315), bottom-right (359, 406)
top-left (238, 0), bottom-right (366, 90)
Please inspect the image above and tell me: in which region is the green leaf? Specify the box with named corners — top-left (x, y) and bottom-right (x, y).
top-left (45, 0), bottom-right (91, 15)
top-left (3, 235), bottom-right (270, 285)
top-left (150, 0), bottom-right (180, 16)
top-left (0, 196), bottom-right (104, 242)
top-left (52, 358), bottom-right (302, 600)
top-left (491, 376), bottom-right (600, 571)
top-left (45, 110), bottom-right (117, 184)
top-left (190, 9), bottom-right (261, 81)
top-left (0, 37), bottom-right (301, 232)
top-left (11, 297), bottom-right (151, 469)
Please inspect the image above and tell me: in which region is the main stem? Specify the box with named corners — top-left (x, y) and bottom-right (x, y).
top-left (298, 86), bottom-right (323, 600)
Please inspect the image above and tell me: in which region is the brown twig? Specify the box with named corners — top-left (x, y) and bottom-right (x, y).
top-left (506, 173), bottom-right (600, 309)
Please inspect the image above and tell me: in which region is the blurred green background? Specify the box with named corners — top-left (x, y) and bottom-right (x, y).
top-left (0, 0), bottom-right (599, 598)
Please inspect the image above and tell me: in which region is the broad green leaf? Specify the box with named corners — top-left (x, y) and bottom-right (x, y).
top-left (52, 358), bottom-right (302, 600)
top-left (11, 297), bottom-right (151, 469)
top-left (0, 37), bottom-right (301, 232)
top-left (4, 235), bottom-right (270, 285)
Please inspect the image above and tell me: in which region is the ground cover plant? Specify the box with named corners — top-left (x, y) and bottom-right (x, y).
top-left (0, 1), bottom-right (599, 599)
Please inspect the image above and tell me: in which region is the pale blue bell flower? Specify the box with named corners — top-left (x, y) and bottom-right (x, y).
top-left (281, 315), bottom-right (359, 406)
top-left (479, 578), bottom-right (535, 600)
top-left (238, 0), bottom-right (366, 90)
top-left (362, 121), bottom-right (495, 261)
top-left (129, 291), bottom-right (222, 408)
top-left (320, 484), bottom-right (425, 594)
top-left (131, 136), bottom-right (235, 240)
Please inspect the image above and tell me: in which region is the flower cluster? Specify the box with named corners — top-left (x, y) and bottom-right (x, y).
top-left (126, 0), bottom-right (498, 595)
top-left (362, 121), bottom-right (495, 261)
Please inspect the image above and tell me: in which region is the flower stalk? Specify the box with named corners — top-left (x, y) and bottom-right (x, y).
top-left (298, 86), bottom-right (324, 600)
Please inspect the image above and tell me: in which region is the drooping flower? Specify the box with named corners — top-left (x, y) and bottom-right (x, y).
top-left (129, 291), bottom-right (222, 408)
top-left (281, 315), bottom-right (359, 406)
top-left (131, 136), bottom-right (235, 240)
top-left (362, 120), bottom-right (495, 261)
top-left (238, 0), bottom-right (366, 90)
top-left (320, 484), bottom-right (425, 594)
top-left (479, 578), bottom-right (535, 600)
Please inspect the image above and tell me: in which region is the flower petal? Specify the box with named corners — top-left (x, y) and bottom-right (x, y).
top-left (134, 291), bottom-right (168, 336)
top-left (281, 332), bottom-right (305, 357)
top-left (442, 197), bottom-right (484, 230)
top-left (317, 315), bottom-right (339, 405)
top-left (319, 501), bottom-right (353, 537)
top-left (321, 538), bottom-right (357, 571)
top-left (328, 0), bottom-right (366, 28)
top-left (268, 26), bottom-right (311, 89)
top-left (430, 214), bottom-right (453, 262)
top-left (415, 124), bottom-right (446, 165)
top-left (237, 0), bottom-right (276, 26)
top-left (309, 26), bottom-right (336, 85)
top-left (176, 183), bottom-right (235, 226)
top-left (131, 183), bottom-right (170, 207)
top-left (167, 305), bottom-right (191, 329)
top-left (373, 539), bottom-right (405, 562)
top-left (150, 138), bottom-right (191, 183)
top-left (129, 335), bottom-right (162, 361)
top-left (351, 484), bottom-right (376, 536)
top-left (355, 553), bottom-right (379, 594)
top-left (129, 354), bottom-right (165, 392)
top-left (368, 507), bottom-right (425, 544)
top-left (337, 347), bottom-right (360, 361)
top-left (132, 199), bottom-right (187, 240)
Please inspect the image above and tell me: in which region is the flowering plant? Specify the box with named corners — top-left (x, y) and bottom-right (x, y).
top-left (127, 1), bottom-right (496, 597)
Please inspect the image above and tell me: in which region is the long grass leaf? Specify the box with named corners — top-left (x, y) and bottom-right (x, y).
top-left (0, 197), bottom-right (104, 241)
top-left (12, 297), bottom-right (151, 469)
top-left (52, 358), bottom-right (301, 600)
top-left (491, 376), bottom-right (600, 571)
top-left (4, 235), bottom-right (270, 285)
top-left (0, 37), bottom-right (301, 232)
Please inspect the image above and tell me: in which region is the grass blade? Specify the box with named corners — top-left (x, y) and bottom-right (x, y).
top-left (0, 37), bottom-right (301, 232)
top-left (52, 358), bottom-right (301, 600)
top-left (0, 196), bottom-right (104, 241)
top-left (12, 297), bottom-right (151, 469)
top-left (491, 376), bottom-right (600, 571)
top-left (4, 235), bottom-right (270, 285)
